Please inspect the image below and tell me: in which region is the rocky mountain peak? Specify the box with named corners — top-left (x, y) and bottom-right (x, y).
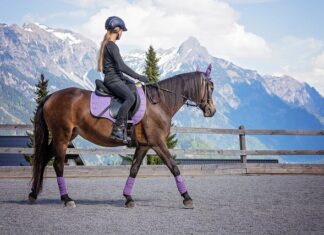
top-left (263, 74), bottom-right (308, 103)
top-left (177, 36), bottom-right (210, 60)
top-left (22, 22), bottom-right (87, 46)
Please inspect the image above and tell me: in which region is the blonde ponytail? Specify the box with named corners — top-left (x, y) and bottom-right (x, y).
top-left (97, 27), bottom-right (122, 72)
top-left (97, 31), bottom-right (111, 72)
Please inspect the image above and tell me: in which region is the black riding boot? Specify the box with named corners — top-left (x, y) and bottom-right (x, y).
top-left (112, 122), bottom-right (129, 143)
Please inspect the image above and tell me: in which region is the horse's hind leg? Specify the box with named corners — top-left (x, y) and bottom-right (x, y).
top-left (52, 132), bottom-right (76, 208)
top-left (29, 142), bottom-right (54, 202)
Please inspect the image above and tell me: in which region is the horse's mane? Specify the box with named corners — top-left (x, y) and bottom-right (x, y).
top-left (145, 71), bottom-right (204, 107)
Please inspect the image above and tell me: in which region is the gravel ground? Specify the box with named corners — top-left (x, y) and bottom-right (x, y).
top-left (0, 175), bottom-right (323, 235)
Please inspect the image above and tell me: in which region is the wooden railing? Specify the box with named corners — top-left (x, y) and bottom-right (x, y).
top-left (0, 124), bottom-right (323, 163)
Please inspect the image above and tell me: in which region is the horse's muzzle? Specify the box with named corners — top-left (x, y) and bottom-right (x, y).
top-left (203, 105), bottom-right (216, 117)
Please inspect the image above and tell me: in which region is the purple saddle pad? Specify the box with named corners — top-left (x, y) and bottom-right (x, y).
top-left (90, 87), bottom-right (146, 125)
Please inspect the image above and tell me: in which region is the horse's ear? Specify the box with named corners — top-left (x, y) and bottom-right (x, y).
top-left (204, 64), bottom-right (212, 78)
top-left (196, 65), bottom-right (200, 72)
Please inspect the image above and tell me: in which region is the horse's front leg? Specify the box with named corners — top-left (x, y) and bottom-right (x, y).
top-left (123, 145), bottom-right (149, 208)
top-left (152, 142), bottom-right (193, 209)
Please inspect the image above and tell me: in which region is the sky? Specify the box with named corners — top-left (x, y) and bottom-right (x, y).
top-left (1, 0), bottom-right (324, 95)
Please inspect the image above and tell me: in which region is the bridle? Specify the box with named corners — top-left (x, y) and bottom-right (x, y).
top-left (145, 75), bottom-right (213, 108)
top-left (183, 77), bottom-right (213, 108)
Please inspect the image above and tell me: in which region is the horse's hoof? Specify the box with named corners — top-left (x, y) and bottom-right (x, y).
top-left (125, 200), bottom-right (135, 208)
top-left (65, 200), bottom-right (76, 208)
top-left (183, 199), bottom-right (194, 209)
top-left (28, 193), bottom-right (37, 204)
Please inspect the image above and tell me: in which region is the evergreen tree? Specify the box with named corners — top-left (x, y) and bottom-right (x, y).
top-left (167, 124), bottom-right (178, 149)
top-left (144, 45), bottom-right (160, 83)
top-left (25, 74), bottom-right (50, 165)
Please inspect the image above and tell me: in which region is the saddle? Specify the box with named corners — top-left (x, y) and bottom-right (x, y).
top-left (91, 79), bottom-right (146, 125)
top-left (94, 79), bottom-right (141, 120)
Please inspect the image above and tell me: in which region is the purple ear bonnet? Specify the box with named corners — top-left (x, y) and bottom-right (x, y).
top-left (204, 64), bottom-right (212, 80)
top-left (197, 64), bottom-right (212, 80)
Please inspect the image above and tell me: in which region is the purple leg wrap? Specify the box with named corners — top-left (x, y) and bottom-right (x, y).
top-left (175, 175), bottom-right (187, 194)
top-left (57, 177), bottom-right (68, 196)
top-left (123, 177), bottom-right (135, 196)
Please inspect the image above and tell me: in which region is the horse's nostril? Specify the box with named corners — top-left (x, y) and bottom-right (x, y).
top-left (204, 108), bottom-right (210, 117)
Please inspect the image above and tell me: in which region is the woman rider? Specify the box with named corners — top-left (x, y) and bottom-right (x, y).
top-left (97, 16), bottom-right (149, 142)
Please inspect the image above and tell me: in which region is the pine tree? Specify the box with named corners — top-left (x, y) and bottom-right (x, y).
top-left (144, 45), bottom-right (160, 83)
top-left (25, 74), bottom-right (50, 165)
top-left (35, 74), bottom-right (49, 104)
top-left (167, 124), bottom-right (178, 149)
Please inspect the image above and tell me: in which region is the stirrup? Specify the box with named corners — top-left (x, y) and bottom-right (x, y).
top-left (122, 127), bottom-right (131, 144)
top-left (112, 123), bottom-right (129, 144)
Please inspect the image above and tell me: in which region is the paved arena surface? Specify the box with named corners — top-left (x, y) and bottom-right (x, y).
top-left (0, 175), bottom-right (323, 235)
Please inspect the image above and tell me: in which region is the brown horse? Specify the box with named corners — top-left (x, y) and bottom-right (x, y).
top-left (29, 65), bottom-right (216, 208)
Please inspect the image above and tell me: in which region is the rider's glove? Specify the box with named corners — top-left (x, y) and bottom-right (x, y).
top-left (138, 75), bottom-right (149, 83)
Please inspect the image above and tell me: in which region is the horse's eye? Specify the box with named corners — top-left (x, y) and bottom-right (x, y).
top-left (209, 81), bottom-right (214, 90)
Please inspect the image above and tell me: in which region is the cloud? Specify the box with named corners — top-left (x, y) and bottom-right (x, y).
top-left (22, 10), bottom-right (88, 28)
top-left (22, 13), bottom-right (36, 23)
top-left (231, 35), bottom-right (324, 95)
top-left (60, 0), bottom-right (104, 8)
top-left (272, 36), bottom-right (324, 95)
top-left (224, 0), bottom-right (279, 4)
top-left (314, 52), bottom-right (324, 70)
top-left (42, 10), bottom-right (88, 21)
top-left (77, 0), bottom-right (271, 61)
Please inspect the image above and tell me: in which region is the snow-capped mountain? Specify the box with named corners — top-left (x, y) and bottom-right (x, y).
top-left (0, 22), bottom-right (100, 123)
top-left (0, 23), bottom-right (323, 163)
top-left (262, 75), bottom-right (324, 124)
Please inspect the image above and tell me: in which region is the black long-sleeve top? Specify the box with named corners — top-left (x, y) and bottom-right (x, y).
top-left (103, 41), bottom-right (142, 83)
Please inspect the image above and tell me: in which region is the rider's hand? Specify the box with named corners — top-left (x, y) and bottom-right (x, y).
top-left (138, 75), bottom-right (149, 83)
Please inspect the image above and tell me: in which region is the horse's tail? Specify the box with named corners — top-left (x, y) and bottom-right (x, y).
top-left (32, 94), bottom-right (52, 195)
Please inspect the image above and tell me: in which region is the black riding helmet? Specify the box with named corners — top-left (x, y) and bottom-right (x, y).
top-left (105, 16), bottom-right (127, 31)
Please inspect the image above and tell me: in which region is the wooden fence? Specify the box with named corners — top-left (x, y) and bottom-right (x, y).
top-left (0, 124), bottom-right (323, 163)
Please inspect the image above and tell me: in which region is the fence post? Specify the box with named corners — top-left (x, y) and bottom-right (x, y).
top-left (239, 125), bottom-right (247, 163)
